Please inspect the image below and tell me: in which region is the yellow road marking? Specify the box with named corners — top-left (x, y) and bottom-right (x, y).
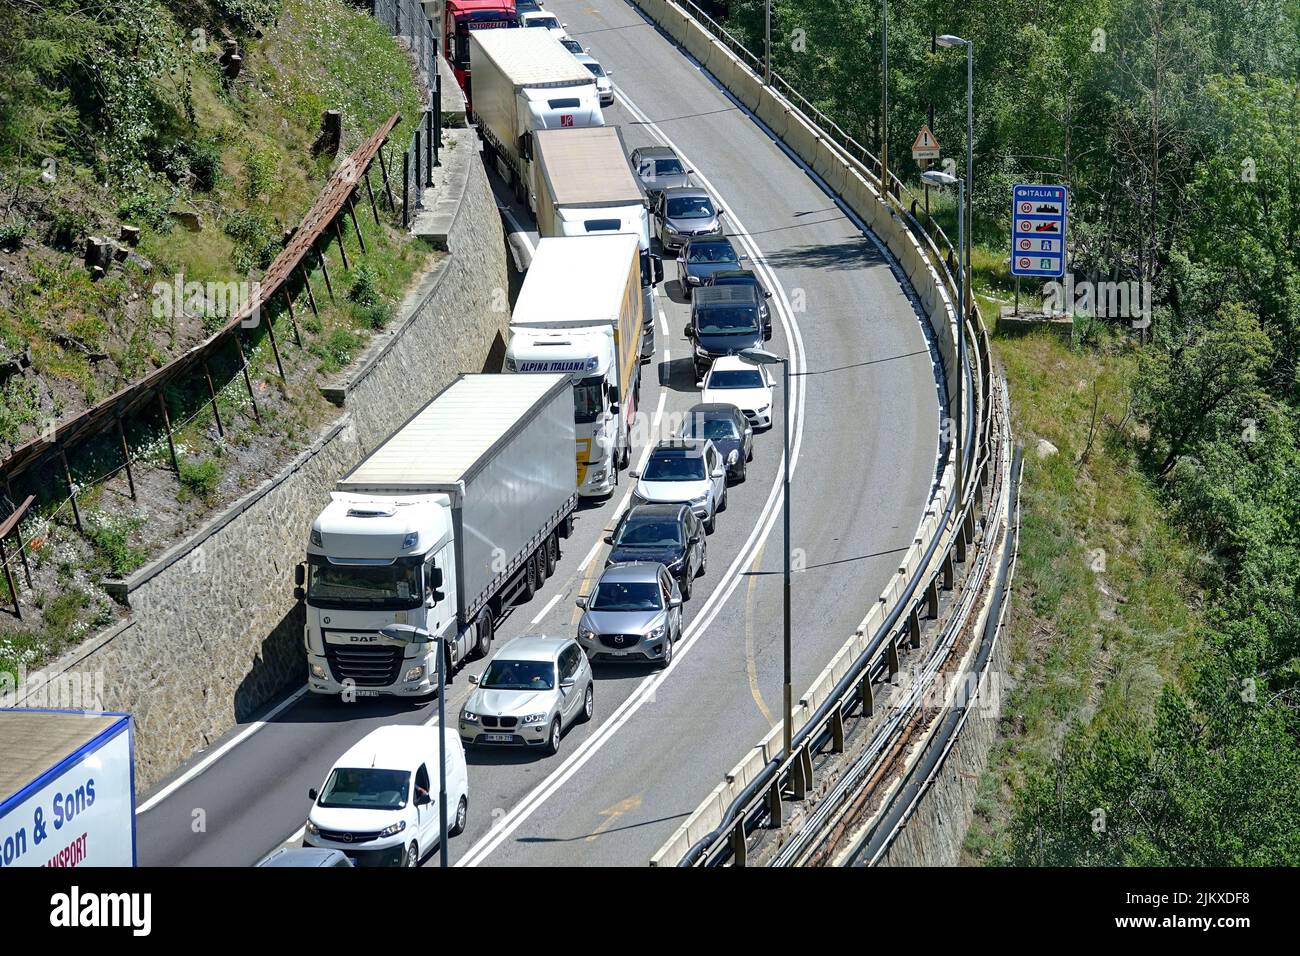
top-left (586, 794), bottom-right (642, 842)
top-left (744, 538), bottom-right (776, 726)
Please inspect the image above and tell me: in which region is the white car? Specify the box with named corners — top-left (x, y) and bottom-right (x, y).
top-left (519, 10), bottom-right (568, 37)
top-left (631, 439), bottom-right (728, 533)
top-left (304, 725), bottom-right (468, 867)
top-left (701, 355), bottom-right (774, 429)
top-left (575, 53), bottom-right (614, 107)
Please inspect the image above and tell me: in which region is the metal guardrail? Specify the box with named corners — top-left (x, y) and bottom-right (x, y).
top-left (630, 0), bottom-right (1006, 867)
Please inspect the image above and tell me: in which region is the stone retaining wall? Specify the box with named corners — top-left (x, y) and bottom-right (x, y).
top-left (17, 133), bottom-right (508, 794)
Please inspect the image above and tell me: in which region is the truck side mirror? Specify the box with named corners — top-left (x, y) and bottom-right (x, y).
top-left (295, 563), bottom-right (305, 587)
top-left (308, 787), bottom-right (318, 801)
top-left (427, 567), bottom-right (445, 604)
top-left (651, 254), bottom-right (664, 284)
top-left (658, 363), bottom-right (670, 387)
top-left (294, 586), bottom-right (306, 602)
top-left (519, 131), bottom-right (533, 161)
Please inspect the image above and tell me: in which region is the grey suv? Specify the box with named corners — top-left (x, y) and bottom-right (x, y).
top-left (576, 563), bottom-right (684, 668)
top-left (655, 186), bottom-right (724, 251)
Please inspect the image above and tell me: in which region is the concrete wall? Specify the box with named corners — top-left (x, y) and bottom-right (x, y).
top-left (18, 135), bottom-right (509, 794)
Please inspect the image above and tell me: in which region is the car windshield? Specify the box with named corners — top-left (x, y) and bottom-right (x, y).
top-left (616, 517), bottom-right (684, 547)
top-left (687, 243), bottom-right (736, 264)
top-left (527, 15), bottom-right (560, 29)
top-left (573, 375), bottom-right (603, 425)
top-left (655, 158), bottom-right (684, 177)
top-left (644, 453), bottom-right (706, 482)
top-left (480, 659), bottom-right (555, 690)
top-left (667, 196), bottom-right (714, 219)
top-left (684, 417), bottom-right (739, 441)
top-left (708, 369), bottom-right (764, 389)
top-left (317, 768), bottom-right (409, 811)
top-left (696, 308), bottom-right (758, 335)
top-left (583, 62), bottom-right (606, 77)
top-left (591, 581), bottom-right (663, 611)
top-left (307, 559), bottom-right (421, 609)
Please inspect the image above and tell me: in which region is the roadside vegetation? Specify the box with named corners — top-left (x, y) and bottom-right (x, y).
top-left (0, 0), bottom-right (434, 678)
top-left (717, 0), bottom-right (1300, 862)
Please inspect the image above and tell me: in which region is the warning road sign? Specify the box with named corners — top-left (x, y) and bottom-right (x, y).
top-left (912, 124), bottom-right (940, 161)
top-left (1010, 184), bottom-right (1068, 277)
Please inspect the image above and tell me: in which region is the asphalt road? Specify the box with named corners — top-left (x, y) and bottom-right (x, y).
top-left (135, 0), bottom-right (942, 868)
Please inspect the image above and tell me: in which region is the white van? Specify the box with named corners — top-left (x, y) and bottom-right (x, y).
top-left (304, 725), bottom-right (469, 867)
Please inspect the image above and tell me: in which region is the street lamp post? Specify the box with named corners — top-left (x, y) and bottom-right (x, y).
top-left (937, 34), bottom-right (973, 365)
top-left (881, 0), bottom-right (889, 196)
top-left (741, 347), bottom-right (792, 756)
top-left (920, 170), bottom-right (965, 503)
top-left (381, 623), bottom-right (447, 867)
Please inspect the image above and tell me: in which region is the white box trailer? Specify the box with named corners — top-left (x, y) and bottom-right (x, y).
top-left (469, 28), bottom-right (603, 202)
top-left (0, 710), bottom-right (135, 867)
top-left (303, 374), bottom-right (578, 697)
top-left (531, 126), bottom-right (662, 362)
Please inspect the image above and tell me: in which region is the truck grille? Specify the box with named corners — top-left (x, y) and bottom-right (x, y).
top-left (482, 715), bottom-right (519, 729)
top-left (600, 634), bottom-right (642, 649)
top-left (317, 828), bottom-right (383, 845)
top-left (325, 643), bottom-right (403, 687)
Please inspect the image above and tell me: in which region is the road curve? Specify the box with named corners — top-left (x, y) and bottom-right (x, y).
top-left (134, 0), bottom-right (941, 868)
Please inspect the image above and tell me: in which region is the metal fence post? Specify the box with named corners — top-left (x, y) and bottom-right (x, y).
top-left (402, 149), bottom-right (410, 227)
top-left (433, 67), bottom-right (442, 167)
top-left (425, 110), bottom-right (434, 184)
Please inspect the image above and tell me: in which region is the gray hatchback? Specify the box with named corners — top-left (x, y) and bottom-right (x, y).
top-left (654, 186), bottom-right (724, 251)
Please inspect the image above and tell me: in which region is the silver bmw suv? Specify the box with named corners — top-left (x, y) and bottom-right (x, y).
top-left (459, 637), bottom-right (594, 756)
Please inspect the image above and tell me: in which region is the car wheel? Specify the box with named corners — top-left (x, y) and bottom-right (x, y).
top-left (450, 795), bottom-right (468, 837)
top-left (697, 546), bottom-right (707, 577)
top-left (747, 443), bottom-right (754, 463)
top-left (658, 633), bottom-right (673, 669)
top-left (544, 717), bottom-right (562, 756)
top-left (404, 841), bottom-right (419, 867)
top-left (680, 569), bottom-right (693, 599)
top-left (705, 508), bottom-right (716, 534)
top-left (737, 461), bottom-right (747, 483)
top-left (579, 683), bottom-right (594, 723)
top-left (719, 488), bottom-right (728, 513)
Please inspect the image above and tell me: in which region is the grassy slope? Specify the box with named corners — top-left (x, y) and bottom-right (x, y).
top-left (0, 0), bottom-right (435, 680)
top-left (962, 282), bottom-right (1204, 862)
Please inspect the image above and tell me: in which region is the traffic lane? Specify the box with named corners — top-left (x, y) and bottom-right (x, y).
top-left (468, 0), bottom-right (938, 864)
top-left (137, 278), bottom-right (680, 868)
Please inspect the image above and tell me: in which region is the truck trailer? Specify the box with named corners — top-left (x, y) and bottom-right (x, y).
top-left (469, 28), bottom-right (603, 203)
top-left (300, 373), bottom-right (578, 698)
top-left (504, 234), bottom-right (644, 497)
top-left (0, 709), bottom-right (135, 867)
top-left (531, 126), bottom-right (663, 363)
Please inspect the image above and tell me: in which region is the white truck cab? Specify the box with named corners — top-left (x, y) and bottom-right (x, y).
top-left (304, 725), bottom-right (468, 867)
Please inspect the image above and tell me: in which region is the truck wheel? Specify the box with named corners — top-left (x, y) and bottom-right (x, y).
top-left (544, 717), bottom-right (562, 756)
top-left (473, 610), bottom-right (493, 660)
top-left (521, 555), bottom-right (537, 602)
top-left (620, 441), bottom-right (631, 470)
top-left (544, 533), bottom-right (558, 577)
top-left (535, 547), bottom-right (548, 585)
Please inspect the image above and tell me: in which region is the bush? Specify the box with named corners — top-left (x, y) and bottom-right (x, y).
top-left (178, 457), bottom-right (223, 504)
top-left (347, 264), bottom-right (379, 305)
top-left (83, 514), bottom-right (147, 578)
top-left (223, 209), bottom-right (280, 273)
top-left (311, 327), bottom-right (362, 373)
top-left (0, 221), bottom-right (25, 252)
top-left (355, 300), bottom-right (392, 330)
top-left (186, 138), bottom-right (224, 192)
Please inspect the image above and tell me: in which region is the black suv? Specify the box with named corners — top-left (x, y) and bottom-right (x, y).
top-left (604, 503), bottom-right (706, 597)
top-left (703, 269), bottom-right (772, 341)
top-left (688, 285), bottom-right (764, 380)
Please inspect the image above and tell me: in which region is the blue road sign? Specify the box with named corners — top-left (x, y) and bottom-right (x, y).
top-left (1010, 184), bottom-right (1068, 277)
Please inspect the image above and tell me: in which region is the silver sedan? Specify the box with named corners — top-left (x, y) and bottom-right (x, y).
top-left (459, 637), bottom-right (594, 756)
top-left (576, 562), bottom-right (684, 669)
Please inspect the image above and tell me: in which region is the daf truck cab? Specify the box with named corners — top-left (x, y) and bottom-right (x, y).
top-left (299, 374), bottom-right (577, 698)
top-left (505, 234), bottom-right (644, 497)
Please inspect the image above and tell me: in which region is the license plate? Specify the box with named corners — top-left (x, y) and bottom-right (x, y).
top-left (355, 690), bottom-right (380, 697)
top-left (484, 733), bottom-right (512, 743)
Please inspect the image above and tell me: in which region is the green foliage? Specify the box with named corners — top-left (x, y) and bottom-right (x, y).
top-left (222, 209), bottom-right (280, 273)
top-left (347, 264), bottom-right (380, 306)
top-left (177, 456), bottom-right (223, 504)
top-left (310, 327), bottom-right (362, 373)
top-left (83, 513), bottom-right (147, 578)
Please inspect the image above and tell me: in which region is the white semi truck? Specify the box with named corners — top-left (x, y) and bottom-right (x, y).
top-left (531, 126), bottom-right (663, 363)
top-left (469, 28), bottom-right (603, 204)
top-left (504, 234), bottom-right (644, 497)
top-left (299, 373), bottom-right (578, 698)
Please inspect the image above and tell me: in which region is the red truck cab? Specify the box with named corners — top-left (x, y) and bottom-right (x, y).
top-left (440, 0), bottom-right (518, 94)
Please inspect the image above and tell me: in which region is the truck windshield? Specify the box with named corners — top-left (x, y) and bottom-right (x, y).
top-left (697, 308), bottom-right (758, 334)
top-left (573, 375), bottom-right (604, 424)
top-left (317, 768), bottom-right (410, 811)
top-left (307, 558), bottom-right (422, 610)
top-left (480, 660), bottom-right (556, 690)
top-left (591, 581), bottom-right (663, 611)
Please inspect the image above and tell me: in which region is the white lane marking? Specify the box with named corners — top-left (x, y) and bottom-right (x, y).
top-left (136, 686), bottom-right (309, 815)
top-left (529, 592), bottom-right (563, 624)
top-left (456, 86), bottom-right (808, 867)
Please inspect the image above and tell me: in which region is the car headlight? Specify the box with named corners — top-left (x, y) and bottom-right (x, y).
top-left (310, 662), bottom-right (327, 680)
top-left (578, 627), bottom-right (597, 642)
top-left (520, 713), bottom-right (549, 725)
top-left (686, 275), bottom-right (701, 285)
top-left (648, 624), bottom-right (667, 640)
top-left (727, 449), bottom-right (739, 465)
top-left (587, 467), bottom-right (606, 483)
top-left (690, 494), bottom-right (709, 507)
top-left (378, 820), bottom-right (407, 838)
top-left (404, 665), bottom-right (425, 682)
top-left (461, 711), bottom-right (479, 723)
top-left (694, 345), bottom-right (710, 359)
top-left (305, 820), bottom-right (320, 836)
